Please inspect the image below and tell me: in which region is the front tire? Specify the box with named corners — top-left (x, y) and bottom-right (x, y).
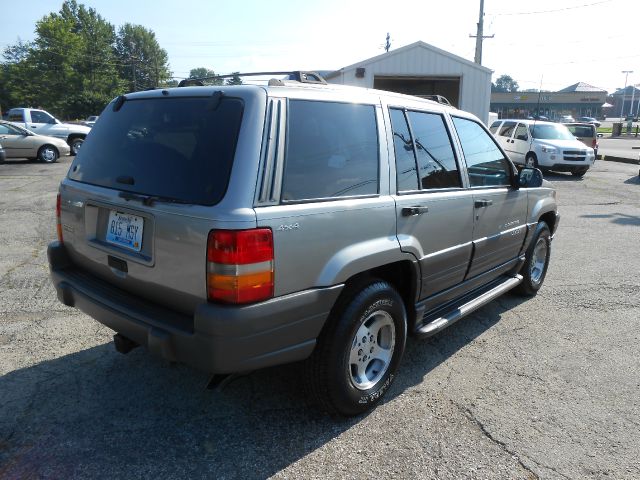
top-left (69, 137), bottom-right (84, 156)
top-left (304, 280), bottom-right (407, 416)
top-left (37, 145), bottom-right (59, 163)
top-left (514, 221), bottom-right (551, 296)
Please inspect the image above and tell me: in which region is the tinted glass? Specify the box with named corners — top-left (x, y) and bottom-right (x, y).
top-left (499, 121), bottom-right (516, 137)
top-left (389, 108), bottom-right (419, 191)
top-left (566, 125), bottom-right (595, 137)
top-left (68, 96), bottom-right (244, 205)
top-left (8, 112), bottom-right (22, 122)
top-left (282, 100), bottom-right (378, 201)
top-left (407, 111), bottom-right (460, 189)
top-left (452, 117), bottom-right (511, 187)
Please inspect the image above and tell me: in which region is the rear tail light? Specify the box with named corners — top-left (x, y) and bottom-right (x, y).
top-left (206, 228), bottom-right (274, 304)
top-left (56, 193), bottom-right (63, 243)
top-left (592, 139), bottom-right (597, 149)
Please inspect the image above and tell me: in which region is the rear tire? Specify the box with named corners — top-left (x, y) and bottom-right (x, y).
top-left (514, 221), bottom-right (551, 296)
top-left (303, 279), bottom-right (407, 416)
top-left (37, 145), bottom-right (59, 163)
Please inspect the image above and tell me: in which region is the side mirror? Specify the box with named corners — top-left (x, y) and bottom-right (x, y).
top-left (519, 167), bottom-right (544, 188)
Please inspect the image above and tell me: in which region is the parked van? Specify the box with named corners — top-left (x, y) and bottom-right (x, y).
top-left (564, 122), bottom-right (598, 157)
top-left (490, 119), bottom-right (595, 177)
top-left (49, 73), bottom-right (558, 415)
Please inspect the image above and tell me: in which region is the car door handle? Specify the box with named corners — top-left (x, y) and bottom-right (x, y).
top-left (474, 199), bottom-right (493, 208)
top-left (402, 206), bottom-right (429, 216)
top-left (30, 125), bottom-right (37, 128)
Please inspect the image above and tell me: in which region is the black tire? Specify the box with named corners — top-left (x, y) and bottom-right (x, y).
top-left (525, 153), bottom-right (538, 169)
top-left (69, 136), bottom-right (84, 156)
top-left (571, 168), bottom-right (588, 177)
top-left (303, 279), bottom-right (407, 416)
top-left (37, 145), bottom-right (59, 163)
top-left (514, 221), bottom-right (551, 296)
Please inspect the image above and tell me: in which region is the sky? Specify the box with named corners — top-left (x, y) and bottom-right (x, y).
top-left (1, 0), bottom-right (638, 94)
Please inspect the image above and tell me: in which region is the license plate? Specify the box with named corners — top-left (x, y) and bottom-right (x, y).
top-left (106, 211), bottom-right (144, 252)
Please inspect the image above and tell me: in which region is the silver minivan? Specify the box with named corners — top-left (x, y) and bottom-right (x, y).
top-left (49, 74), bottom-right (558, 415)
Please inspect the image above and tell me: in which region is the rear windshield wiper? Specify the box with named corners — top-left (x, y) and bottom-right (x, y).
top-left (118, 191), bottom-right (192, 206)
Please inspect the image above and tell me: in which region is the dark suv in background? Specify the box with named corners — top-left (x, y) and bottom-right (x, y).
top-left (49, 73), bottom-right (558, 415)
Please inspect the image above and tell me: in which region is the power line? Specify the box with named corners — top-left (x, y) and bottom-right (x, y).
top-left (490, 0), bottom-right (612, 16)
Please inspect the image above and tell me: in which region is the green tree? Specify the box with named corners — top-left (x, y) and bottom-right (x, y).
top-left (0, 40), bottom-right (35, 111)
top-left (226, 72), bottom-right (243, 85)
top-left (116, 23), bottom-right (171, 92)
top-left (492, 74), bottom-right (519, 93)
top-left (188, 67), bottom-right (222, 85)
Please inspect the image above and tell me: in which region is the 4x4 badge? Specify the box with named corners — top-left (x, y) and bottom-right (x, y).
top-left (277, 223), bottom-right (300, 232)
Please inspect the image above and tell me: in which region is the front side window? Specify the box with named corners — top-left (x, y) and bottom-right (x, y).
top-left (282, 100), bottom-right (378, 201)
top-left (514, 124), bottom-right (529, 141)
top-left (498, 121), bottom-right (516, 138)
top-left (452, 117), bottom-right (512, 188)
top-left (30, 111), bottom-right (55, 123)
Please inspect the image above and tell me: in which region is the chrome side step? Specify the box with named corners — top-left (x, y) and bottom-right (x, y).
top-left (416, 274), bottom-right (523, 338)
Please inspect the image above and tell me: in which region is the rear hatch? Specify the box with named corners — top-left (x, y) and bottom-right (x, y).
top-left (59, 88), bottom-right (264, 315)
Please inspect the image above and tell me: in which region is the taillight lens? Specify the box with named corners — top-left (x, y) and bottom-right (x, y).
top-left (207, 229), bottom-right (274, 304)
top-left (592, 139), bottom-right (597, 148)
top-left (56, 193), bottom-right (63, 243)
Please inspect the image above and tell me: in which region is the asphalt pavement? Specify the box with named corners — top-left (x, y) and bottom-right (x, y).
top-left (1, 157), bottom-right (639, 479)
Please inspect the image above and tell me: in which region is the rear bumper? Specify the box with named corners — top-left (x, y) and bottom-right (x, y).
top-left (48, 242), bottom-right (343, 374)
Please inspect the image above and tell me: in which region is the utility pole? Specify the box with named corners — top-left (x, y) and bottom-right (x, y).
top-left (470, 0), bottom-right (494, 65)
top-left (384, 33), bottom-right (391, 53)
top-left (620, 70), bottom-right (633, 119)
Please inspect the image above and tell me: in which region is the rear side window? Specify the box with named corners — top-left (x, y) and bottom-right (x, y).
top-left (8, 112), bottom-right (23, 122)
top-left (390, 108), bottom-right (461, 191)
top-left (452, 116), bottom-right (512, 187)
top-left (282, 100), bottom-right (378, 201)
top-left (489, 121), bottom-right (501, 133)
top-left (68, 96), bottom-right (244, 205)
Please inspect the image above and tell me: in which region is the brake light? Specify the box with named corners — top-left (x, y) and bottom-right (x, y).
top-left (592, 139), bottom-right (597, 149)
top-left (56, 193), bottom-right (63, 243)
top-left (206, 229), bottom-right (274, 304)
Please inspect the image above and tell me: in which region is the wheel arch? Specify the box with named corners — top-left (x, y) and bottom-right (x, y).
top-left (331, 259), bottom-right (419, 328)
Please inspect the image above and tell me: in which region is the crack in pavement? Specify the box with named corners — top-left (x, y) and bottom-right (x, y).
top-left (454, 401), bottom-right (579, 480)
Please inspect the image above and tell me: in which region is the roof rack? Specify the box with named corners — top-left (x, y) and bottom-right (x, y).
top-left (421, 94), bottom-right (452, 106)
top-left (177, 71), bottom-right (327, 87)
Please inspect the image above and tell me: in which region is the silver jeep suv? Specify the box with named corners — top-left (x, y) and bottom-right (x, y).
top-left (49, 72), bottom-right (559, 416)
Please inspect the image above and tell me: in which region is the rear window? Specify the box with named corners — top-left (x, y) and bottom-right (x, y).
top-left (68, 96), bottom-right (244, 205)
top-left (566, 125), bottom-right (595, 137)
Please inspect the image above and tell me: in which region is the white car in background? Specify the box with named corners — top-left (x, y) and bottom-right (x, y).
top-left (490, 119), bottom-right (595, 177)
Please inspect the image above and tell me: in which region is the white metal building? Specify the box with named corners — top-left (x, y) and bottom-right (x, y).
top-left (325, 41), bottom-right (493, 123)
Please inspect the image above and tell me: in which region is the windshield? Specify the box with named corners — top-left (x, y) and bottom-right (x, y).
top-left (530, 124), bottom-right (575, 141)
top-left (68, 96), bottom-right (244, 205)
